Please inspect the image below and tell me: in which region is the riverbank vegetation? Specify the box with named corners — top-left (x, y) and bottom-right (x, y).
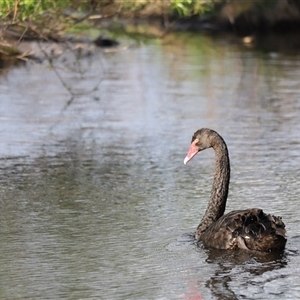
top-left (1, 0), bottom-right (300, 62)
top-left (1, 0), bottom-right (300, 36)
top-left (0, 0), bottom-right (220, 22)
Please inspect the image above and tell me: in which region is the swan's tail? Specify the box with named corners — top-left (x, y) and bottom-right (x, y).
top-left (237, 209), bottom-right (286, 251)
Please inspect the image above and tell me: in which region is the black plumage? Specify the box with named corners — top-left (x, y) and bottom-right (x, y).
top-left (184, 128), bottom-right (286, 252)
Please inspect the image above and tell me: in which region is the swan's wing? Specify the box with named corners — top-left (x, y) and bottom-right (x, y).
top-left (199, 208), bottom-right (286, 251)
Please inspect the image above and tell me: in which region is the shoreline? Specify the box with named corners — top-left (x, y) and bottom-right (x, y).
top-left (1, 0), bottom-right (300, 66)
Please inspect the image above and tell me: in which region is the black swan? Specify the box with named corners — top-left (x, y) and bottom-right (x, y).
top-left (184, 128), bottom-right (286, 252)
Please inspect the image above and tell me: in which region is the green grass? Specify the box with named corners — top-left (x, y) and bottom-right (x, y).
top-left (0, 0), bottom-right (90, 21)
top-left (0, 0), bottom-right (221, 23)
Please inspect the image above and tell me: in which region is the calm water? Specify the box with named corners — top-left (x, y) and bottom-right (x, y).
top-left (0, 33), bottom-right (300, 299)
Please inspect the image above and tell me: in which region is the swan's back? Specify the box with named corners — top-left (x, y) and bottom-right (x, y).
top-left (198, 208), bottom-right (286, 252)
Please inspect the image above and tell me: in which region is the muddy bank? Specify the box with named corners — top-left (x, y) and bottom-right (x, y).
top-left (159, 0), bottom-right (300, 36)
top-left (0, 22), bottom-right (120, 68)
top-left (90, 0), bottom-right (300, 36)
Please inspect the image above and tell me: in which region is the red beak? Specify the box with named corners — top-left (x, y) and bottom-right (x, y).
top-left (184, 140), bottom-right (199, 164)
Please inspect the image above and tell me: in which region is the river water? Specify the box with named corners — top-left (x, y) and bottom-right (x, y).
top-left (0, 32), bottom-right (300, 299)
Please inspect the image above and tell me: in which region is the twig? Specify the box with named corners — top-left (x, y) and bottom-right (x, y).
top-left (38, 42), bottom-right (74, 98)
top-left (37, 40), bottom-right (106, 109)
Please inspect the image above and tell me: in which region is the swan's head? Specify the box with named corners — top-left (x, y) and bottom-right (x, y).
top-left (184, 128), bottom-right (217, 164)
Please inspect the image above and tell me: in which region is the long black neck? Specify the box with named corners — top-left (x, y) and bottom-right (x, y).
top-left (196, 134), bottom-right (230, 238)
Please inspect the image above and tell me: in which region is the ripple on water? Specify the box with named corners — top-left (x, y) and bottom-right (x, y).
top-left (1, 33), bottom-right (300, 299)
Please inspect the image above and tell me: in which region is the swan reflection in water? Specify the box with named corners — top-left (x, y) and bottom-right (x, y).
top-left (203, 247), bottom-right (288, 300)
top-left (179, 236), bottom-right (290, 300)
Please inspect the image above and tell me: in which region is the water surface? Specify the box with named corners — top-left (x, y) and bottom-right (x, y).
top-left (0, 33), bottom-right (300, 299)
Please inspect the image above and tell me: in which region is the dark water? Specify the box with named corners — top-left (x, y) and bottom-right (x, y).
top-left (0, 33), bottom-right (300, 299)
